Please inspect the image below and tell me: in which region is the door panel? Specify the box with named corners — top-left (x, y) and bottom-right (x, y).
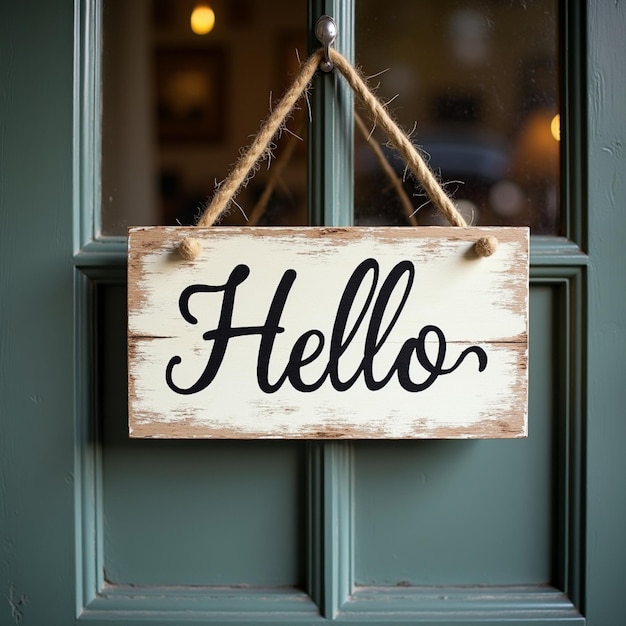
top-left (355, 286), bottom-right (554, 587)
top-left (86, 0), bottom-right (578, 620)
top-left (99, 284), bottom-right (305, 587)
top-left (3, 1), bottom-right (626, 625)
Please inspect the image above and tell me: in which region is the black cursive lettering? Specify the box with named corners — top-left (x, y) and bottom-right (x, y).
top-left (165, 259), bottom-right (488, 395)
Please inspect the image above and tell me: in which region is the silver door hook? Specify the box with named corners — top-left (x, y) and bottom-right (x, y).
top-left (315, 15), bottom-right (337, 72)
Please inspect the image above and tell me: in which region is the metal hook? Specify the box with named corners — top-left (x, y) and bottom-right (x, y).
top-left (315, 15), bottom-right (337, 72)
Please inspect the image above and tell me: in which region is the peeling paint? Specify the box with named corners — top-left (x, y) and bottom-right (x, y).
top-left (128, 226), bottom-right (528, 439)
top-left (6, 585), bottom-right (28, 625)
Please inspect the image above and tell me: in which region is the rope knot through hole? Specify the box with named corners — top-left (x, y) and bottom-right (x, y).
top-left (176, 47), bottom-right (497, 259)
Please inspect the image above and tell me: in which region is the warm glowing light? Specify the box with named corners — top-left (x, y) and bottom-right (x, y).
top-left (191, 4), bottom-right (215, 35)
top-left (551, 113), bottom-right (560, 141)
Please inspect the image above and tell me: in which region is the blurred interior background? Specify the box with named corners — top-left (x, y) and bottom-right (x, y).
top-left (101, 0), bottom-right (559, 235)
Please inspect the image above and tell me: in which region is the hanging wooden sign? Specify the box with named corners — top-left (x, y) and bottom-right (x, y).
top-left (128, 226), bottom-right (528, 439)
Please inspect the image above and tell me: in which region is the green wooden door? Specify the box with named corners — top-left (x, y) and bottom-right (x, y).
top-left (2, 1), bottom-right (625, 625)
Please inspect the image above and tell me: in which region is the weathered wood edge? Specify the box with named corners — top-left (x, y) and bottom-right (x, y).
top-left (127, 226), bottom-right (529, 440)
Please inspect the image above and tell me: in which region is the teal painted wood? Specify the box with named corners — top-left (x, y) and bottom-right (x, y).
top-left (354, 290), bottom-right (554, 586)
top-left (530, 238), bottom-right (588, 266)
top-left (322, 442), bottom-right (354, 617)
top-left (307, 441), bottom-right (354, 618)
top-left (99, 293), bottom-right (305, 586)
top-left (0, 2), bottom-right (76, 626)
top-left (350, 281), bottom-right (584, 621)
top-left (307, 1), bottom-right (355, 619)
top-left (340, 587), bottom-right (583, 624)
top-left (75, 0), bottom-right (103, 249)
top-left (585, 2), bottom-right (626, 625)
top-left (308, 0), bottom-right (354, 228)
top-left (2, 1), bottom-right (625, 625)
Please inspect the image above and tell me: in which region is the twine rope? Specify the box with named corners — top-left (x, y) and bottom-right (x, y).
top-left (195, 49), bottom-right (324, 229)
top-left (248, 113), bottom-right (416, 227)
top-left (179, 47), bottom-right (497, 259)
top-left (329, 49), bottom-right (467, 228)
top-left (354, 112), bottom-right (418, 227)
top-left (247, 122), bottom-right (304, 227)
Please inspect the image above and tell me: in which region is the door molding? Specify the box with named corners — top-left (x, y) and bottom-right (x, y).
top-left (72, 0), bottom-right (589, 623)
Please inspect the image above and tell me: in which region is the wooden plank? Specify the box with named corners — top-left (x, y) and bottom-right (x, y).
top-left (128, 226), bottom-right (528, 439)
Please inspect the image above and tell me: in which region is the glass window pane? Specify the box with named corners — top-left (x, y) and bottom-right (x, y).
top-left (355, 0), bottom-right (559, 234)
top-left (101, 0), bottom-right (307, 236)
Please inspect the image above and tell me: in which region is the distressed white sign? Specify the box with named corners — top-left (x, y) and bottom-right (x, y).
top-left (128, 226), bottom-right (528, 439)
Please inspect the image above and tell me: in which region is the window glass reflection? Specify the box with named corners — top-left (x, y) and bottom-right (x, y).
top-left (355, 0), bottom-right (559, 233)
top-left (101, 0), bottom-right (307, 236)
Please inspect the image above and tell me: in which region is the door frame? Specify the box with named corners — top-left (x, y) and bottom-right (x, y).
top-left (74, 0), bottom-right (587, 621)
top-left (2, 1), bottom-right (625, 624)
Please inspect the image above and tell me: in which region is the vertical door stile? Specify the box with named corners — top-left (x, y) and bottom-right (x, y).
top-left (306, 441), bottom-right (355, 618)
top-left (308, 0), bottom-right (354, 229)
top-left (326, 441), bottom-right (355, 618)
top-left (306, 0), bottom-right (355, 618)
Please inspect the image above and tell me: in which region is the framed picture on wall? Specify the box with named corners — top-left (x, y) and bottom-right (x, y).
top-left (155, 48), bottom-right (227, 142)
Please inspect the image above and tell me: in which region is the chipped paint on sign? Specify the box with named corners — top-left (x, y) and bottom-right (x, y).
top-left (128, 226), bottom-right (528, 439)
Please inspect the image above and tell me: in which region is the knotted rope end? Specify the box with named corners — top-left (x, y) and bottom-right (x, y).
top-left (178, 237), bottom-right (202, 261)
top-left (474, 235), bottom-right (498, 258)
